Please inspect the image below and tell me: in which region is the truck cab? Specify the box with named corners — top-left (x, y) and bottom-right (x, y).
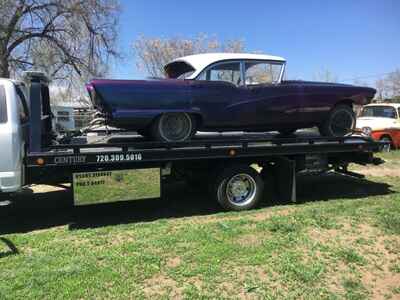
top-left (0, 79), bottom-right (28, 192)
top-left (0, 74), bottom-right (52, 193)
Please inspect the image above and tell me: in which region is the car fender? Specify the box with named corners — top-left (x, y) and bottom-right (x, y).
top-left (152, 108), bottom-right (203, 122)
top-left (111, 108), bottom-right (202, 128)
top-left (371, 129), bottom-right (400, 149)
top-left (371, 131), bottom-right (387, 141)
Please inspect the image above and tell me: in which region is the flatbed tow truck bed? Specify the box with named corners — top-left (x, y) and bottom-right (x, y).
top-left (0, 73), bottom-right (384, 211)
top-left (24, 131), bottom-right (384, 209)
top-left (27, 133), bottom-right (381, 169)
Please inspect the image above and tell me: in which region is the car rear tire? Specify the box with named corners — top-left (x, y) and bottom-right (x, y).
top-left (151, 113), bottom-right (195, 142)
top-left (213, 165), bottom-right (264, 211)
top-left (319, 104), bottom-right (355, 137)
top-left (380, 136), bottom-right (392, 152)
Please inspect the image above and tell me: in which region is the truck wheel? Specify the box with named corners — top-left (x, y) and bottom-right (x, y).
top-left (152, 113), bottom-right (195, 142)
top-left (319, 104), bottom-right (355, 137)
top-left (380, 136), bottom-right (392, 152)
top-left (213, 165), bottom-right (264, 211)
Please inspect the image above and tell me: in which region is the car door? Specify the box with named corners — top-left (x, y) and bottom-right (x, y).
top-left (233, 60), bottom-right (303, 128)
top-left (239, 81), bottom-right (303, 127)
top-left (189, 61), bottom-right (246, 128)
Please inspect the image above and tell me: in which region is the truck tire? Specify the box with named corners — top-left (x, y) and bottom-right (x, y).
top-left (152, 113), bottom-right (195, 142)
top-left (319, 104), bottom-right (355, 137)
top-left (213, 165), bottom-right (264, 211)
top-left (380, 136), bottom-right (392, 152)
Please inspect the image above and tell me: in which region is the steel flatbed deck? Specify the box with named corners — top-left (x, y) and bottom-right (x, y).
top-left (26, 134), bottom-right (382, 169)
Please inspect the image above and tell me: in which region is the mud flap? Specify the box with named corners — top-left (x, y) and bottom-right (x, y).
top-left (274, 157), bottom-right (296, 203)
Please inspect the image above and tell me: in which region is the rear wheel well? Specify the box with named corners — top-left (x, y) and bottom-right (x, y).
top-left (336, 99), bottom-right (354, 110)
top-left (150, 112), bottom-right (202, 127)
top-left (380, 134), bottom-right (393, 142)
top-left (379, 134), bottom-right (393, 152)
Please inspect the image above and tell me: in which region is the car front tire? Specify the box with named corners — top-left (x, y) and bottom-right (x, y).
top-left (152, 112), bottom-right (195, 142)
top-left (319, 104), bottom-right (355, 137)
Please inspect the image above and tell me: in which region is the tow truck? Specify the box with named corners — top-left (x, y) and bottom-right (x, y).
top-left (0, 73), bottom-right (384, 211)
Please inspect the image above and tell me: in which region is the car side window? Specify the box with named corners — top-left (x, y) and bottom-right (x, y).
top-left (198, 62), bottom-right (242, 86)
top-left (245, 61), bottom-right (282, 85)
top-left (15, 85), bottom-right (29, 124)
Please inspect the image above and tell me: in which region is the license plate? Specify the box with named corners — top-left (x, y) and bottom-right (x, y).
top-left (73, 168), bottom-right (160, 206)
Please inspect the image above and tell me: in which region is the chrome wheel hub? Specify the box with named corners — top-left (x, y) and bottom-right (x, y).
top-left (226, 174), bottom-right (257, 206)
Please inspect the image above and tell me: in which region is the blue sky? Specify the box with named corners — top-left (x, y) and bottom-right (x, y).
top-left (112, 0), bottom-right (399, 85)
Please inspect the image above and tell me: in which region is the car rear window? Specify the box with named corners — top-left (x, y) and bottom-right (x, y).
top-left (0, 85), bottom-right (7, 123)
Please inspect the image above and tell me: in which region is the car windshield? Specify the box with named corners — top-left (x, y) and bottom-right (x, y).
top-left (361, 106), bottom-right (398, 119)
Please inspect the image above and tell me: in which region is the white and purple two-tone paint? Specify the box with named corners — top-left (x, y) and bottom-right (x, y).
top-left (87, 53), bottom-right (376, 142)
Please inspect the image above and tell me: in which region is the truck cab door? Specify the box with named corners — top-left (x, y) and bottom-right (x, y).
top-left (0, 81), bottom-right (26, 192)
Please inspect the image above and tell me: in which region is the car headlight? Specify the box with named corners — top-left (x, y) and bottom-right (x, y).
top-left (362, 126), bottom-right (372, 136)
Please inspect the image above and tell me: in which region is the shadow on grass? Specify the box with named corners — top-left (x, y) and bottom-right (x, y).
top-left (0, 173), bottom-right (394, 234)
top-left (0, 237), bottom-right (19, 259)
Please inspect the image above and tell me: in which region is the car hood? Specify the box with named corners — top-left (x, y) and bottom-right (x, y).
top-left (284, 80), bottom-right (354, 87)
top-left (283, 80), bottom-right (376, 99)
top-left (356, 117), bottom-right (400, 130)
top-left (285, 80), bottom-right (376, 91)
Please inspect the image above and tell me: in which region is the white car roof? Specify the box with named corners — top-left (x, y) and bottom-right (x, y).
top-left (165, 52), bottom-right (286, 79)
top-left (364, 103), bottom-right (400, 109)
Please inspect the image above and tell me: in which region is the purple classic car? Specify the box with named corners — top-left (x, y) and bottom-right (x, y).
top-left (87, 53), bottom-right (376, 142)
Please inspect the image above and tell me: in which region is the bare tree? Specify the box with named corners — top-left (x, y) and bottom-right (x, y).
top-left (375, 78), bottom-right (386, 101)
top-left (374, 69), bottom-right (400, 102)
top-left (313, 68), bottom-right (338, 83)
top-left (132, 34), bottom-right (245, 78)
top-left (0, 0), bottom-right (120, 96)
top-left (386, 69), bottom-right (400, 100)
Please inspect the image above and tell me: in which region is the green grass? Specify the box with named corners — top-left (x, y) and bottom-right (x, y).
top-left (74, 168), bottom-right (160, 205)
top-left (0, 152), bottom-right (400, 299)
